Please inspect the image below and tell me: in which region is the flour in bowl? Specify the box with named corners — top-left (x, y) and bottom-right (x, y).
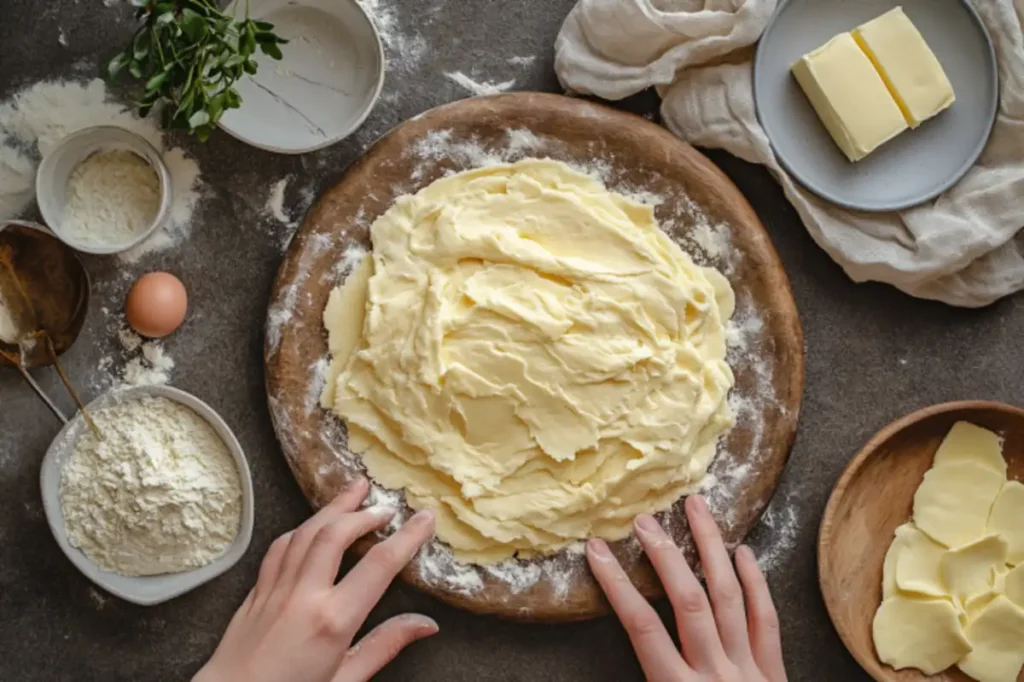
top-left (60, 149), bottom-right (161, 246)
top-left (59, 395), bottom-right (242, 576)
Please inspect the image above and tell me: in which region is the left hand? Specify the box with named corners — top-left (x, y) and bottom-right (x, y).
top-left (193, 477), bottom-right (438, 682)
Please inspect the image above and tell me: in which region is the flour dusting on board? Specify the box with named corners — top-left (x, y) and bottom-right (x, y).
top-left (272, 125), bottom-right (782, 600)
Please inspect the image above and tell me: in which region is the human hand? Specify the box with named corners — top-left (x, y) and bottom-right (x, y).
top-left (193, 478), bottom-right (438, 682)
top-left (587, 495), bottom-right (786, 682)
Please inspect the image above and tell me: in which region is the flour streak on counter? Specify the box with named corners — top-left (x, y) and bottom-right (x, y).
top-left (0, 78), bottom-right (204, 263)
top-left (358, 0), bottom-right (429, 73)
top-left (444, 71), bottom-right (516, 96)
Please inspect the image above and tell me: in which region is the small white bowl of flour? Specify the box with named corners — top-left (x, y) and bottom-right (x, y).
top-left (40, 385), bottom-right (254, 605)
top-left (36, 126), bottom-right (171, 255)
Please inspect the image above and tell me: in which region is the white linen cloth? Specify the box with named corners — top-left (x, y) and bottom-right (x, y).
top-left (554, 0), bottom-right (1024, 307)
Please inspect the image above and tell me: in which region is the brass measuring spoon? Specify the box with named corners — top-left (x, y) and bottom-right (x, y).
top-left (0, 221), bottom-right (95, 432)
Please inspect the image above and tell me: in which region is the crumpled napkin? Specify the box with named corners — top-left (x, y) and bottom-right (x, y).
top-left (555, 0), bottom-right (1024, 307)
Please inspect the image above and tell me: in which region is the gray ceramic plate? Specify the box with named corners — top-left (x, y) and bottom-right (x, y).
top-left (754, 0), bottom-right (998, 212)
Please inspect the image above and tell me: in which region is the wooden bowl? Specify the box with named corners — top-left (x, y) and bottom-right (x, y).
top-left (819, 401), bottom-right (1024, 682)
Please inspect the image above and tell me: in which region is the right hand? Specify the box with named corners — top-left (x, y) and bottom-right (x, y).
top-left (194, 477), bottom-right (438, 682)
top-left (586, 495), bottom-right (787, 682)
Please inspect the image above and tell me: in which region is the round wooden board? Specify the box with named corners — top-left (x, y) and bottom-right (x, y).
top-left (819, 401), bottom-right (1024, 682)
top-left (265, 92), bottom-right (804, 621)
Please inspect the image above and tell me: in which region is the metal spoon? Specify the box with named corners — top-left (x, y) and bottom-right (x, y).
top-left (0, 220), bottom-right (94, 431)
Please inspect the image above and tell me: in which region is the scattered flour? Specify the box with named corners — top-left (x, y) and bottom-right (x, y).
top-left (444, 71), bottom-right (515, 96)
top-left (507, 55), bottom-right (537, 66)
top-left (58, 28), bottom-right (68, 47)
top-left (60, 394), bottom-right (242, 576)
top-left (93, 314), bottom-right (177, 389)
top-left (266, 176), bottom-right (294, 226)
top-left (0, 78), bottom-right (204, 263)
top-left (122, 340), bottom-right (175, 386)
top-left (358, 0), bottom-right (428, 73)
top-left (747, 490), bottom-right (802, 575)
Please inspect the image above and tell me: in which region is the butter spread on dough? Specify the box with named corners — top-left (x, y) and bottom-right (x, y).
top-left (322, 159), bottom-right (735, 563)
top-left (872, 597), bottom-right (972, 674)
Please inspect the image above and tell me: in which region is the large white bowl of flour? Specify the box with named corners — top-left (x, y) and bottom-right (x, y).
top-left (40, 385), bottom-right (254, 605)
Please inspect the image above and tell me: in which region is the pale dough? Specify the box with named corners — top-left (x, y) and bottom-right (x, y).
top-left (873, 422), bottom-right (1024, 681)
top-left (872, 596), bottom-right (972, 674)
top-left (321, 159), bottom-right (736, 563)
top-left (989, 481), bottom-right (1024, 565)
top-left (957, 596), bottom-right (1024, 682)
top-left (913, 461), bottom-right (1004, 548)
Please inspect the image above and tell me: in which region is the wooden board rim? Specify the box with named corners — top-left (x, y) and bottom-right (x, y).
top-left (266, 92), bottom-right (805, 621)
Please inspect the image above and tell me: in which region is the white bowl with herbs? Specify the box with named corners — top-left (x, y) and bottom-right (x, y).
top-left (40, 385), bottom-right (254, 605)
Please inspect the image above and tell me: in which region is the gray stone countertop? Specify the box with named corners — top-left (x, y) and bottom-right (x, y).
top-left (1, 1), bottom-right (1021, 680)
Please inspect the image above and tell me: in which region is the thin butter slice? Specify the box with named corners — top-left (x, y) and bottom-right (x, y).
top-left (989, 481), bottom-right (1024, 565)
top-left (958, 596), bottom-right (1024, 682)
top-left (1005, 564), bottom-right (1024, 608)
top-left (896, 524), bottom-right (947, 597)
top-left (791, 32), bottom-right (907, 162)
top-left (932, 422), bottom-right (1006, 475)
top-left (913, 462), bottom-right (1004, 549)
top-left (873, 596), bottom-right (972, 675)
top-left (852, 7), bottom-right (955, 128)
top-left (883, 523), bottom-right (915, 599)
top-left (940, 535), bottom-right (1008, 604)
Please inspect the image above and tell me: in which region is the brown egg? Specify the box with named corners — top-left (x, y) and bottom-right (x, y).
top-left (125, 272), bottom-right (188, 338)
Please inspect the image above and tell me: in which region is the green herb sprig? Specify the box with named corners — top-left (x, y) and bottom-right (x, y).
top-left (109, 0), bottom-right (288, 141)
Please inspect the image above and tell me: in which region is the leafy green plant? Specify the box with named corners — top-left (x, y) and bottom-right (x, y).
top-left (108, 0), bottom-right (288, 141)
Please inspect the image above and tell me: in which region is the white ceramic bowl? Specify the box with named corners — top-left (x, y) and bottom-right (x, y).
top-left (218, 0), bottom-right (385, 153)
top-left (40, 385), bottom-right (254, 605)
top-left (36, 126), bottom-right (172, 255)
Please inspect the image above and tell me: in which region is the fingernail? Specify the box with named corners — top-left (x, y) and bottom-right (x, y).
top-left (634, 514), bottom-right (662, 536)
top-left (688, 494), bottom-right (708, 514)
top-left (409, 509), bottom-right (435, 527)
top-left (588, 538), bottom-right (611, 558)
top-left (406, 614), bottom-right (440, 635)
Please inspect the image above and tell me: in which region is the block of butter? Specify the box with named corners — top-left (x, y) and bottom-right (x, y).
top-left (853, 7), bottom-right (955, 128)
top-left (791, 33), bottom-right (908, 162)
